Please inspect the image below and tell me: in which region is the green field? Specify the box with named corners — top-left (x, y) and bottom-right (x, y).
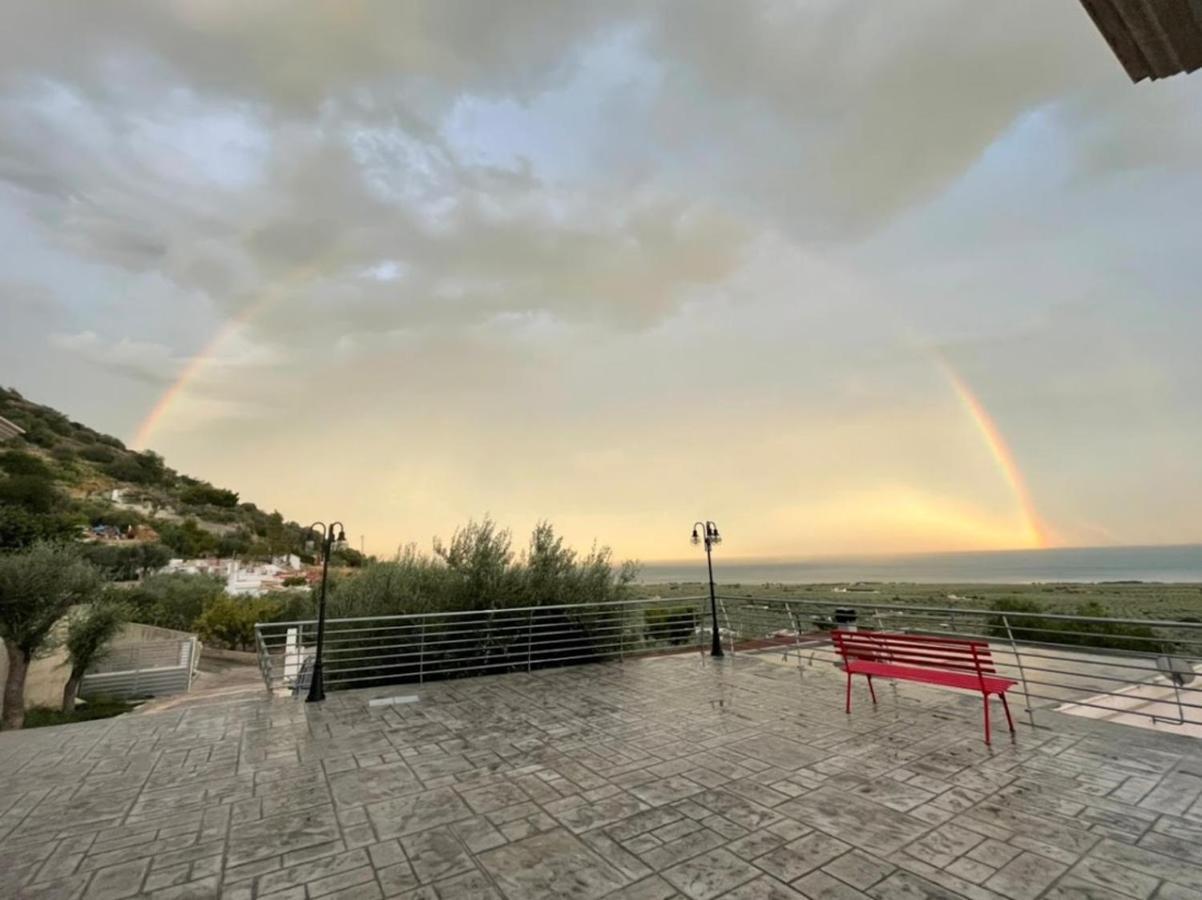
top-left (633, 581), bottom-right (1202, 622)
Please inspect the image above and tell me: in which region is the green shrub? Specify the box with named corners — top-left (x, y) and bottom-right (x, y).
top-left (21, 422), bottom-right (58, 447)
top-left (79, 444), bottom-right (116, 463)
top-left (194, 596), bottom-right (283, 650)
top-left (124, 572), bottom-right (225, 632)
top-left (0, 450), bottom-right (51, 476)
top-left (179, 484), bottom-right (239, 508)
top-left (0, 475), bottom-right (61, 513)
top-left (0, 507), bottom-right (79, 549)
top-left (80, 542), bottom-right (171, 581)
top-left (645, 606), bottom-right (697, 646)
top-left (156, 519), bottom-right (218, 557)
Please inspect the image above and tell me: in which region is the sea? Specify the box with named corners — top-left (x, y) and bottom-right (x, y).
top-left (637, 544), bottom-right (1202, 585)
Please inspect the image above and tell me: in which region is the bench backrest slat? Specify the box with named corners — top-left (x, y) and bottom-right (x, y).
top-left (832, 631), bottom-right (997, 676)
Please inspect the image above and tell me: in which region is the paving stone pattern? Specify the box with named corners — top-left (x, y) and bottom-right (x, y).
top-left (2, 653), bottom-right (1202, 899)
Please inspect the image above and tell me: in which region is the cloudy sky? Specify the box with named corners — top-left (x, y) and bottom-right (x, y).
top-left (2, 1), bottom-right (1200, 561)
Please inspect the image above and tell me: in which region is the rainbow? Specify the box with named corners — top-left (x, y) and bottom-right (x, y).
top-left (132, 314), bottom-right (250, 449)
top-left (133, 287), bottom-right (1051, 551)
top-left (933, 353), bottom-right (1049, 548)
top-left (131, 259), bottom-right (328, 449)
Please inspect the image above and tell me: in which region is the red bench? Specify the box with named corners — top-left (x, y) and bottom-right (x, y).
top-left (832, 630), bottom-right (1018, 744)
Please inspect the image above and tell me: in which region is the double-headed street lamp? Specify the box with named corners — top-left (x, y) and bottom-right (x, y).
top-left (305, 520), bottom-right (346, 703)
top-left (691, 521), bottom-right (724, 658)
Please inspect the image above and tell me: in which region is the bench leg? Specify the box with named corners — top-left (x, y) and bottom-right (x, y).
top-left (1000, 692), bottom-right (1015, 734)
top-left (982, 694), bottom-right (991, 745)
top-left (845, 671), bottom-right (852, 714)
top-left (867, 675), bottom-right (877, 705)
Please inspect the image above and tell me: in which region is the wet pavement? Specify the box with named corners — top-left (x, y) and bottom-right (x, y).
top-left (2, 652), bottom-right (1202, 899)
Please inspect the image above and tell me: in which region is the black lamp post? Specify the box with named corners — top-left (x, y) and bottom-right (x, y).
top-left (692, 521), bottom-right (724, 658)
top-left (305, 520), bottom-right (346, 703)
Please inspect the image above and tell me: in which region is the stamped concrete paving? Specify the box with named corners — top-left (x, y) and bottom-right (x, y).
top-left (2, 653), bottom-right (1202, 899)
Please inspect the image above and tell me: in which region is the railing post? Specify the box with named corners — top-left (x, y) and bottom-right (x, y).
top-left (186, 639), bottom-right (196, 692)
top-left (418, 620), bottom-right (426, 684)
top-left (719, 598), bottom-right (735, 656)
top-left (254, 626), bottom-right (270, 692)
top-left (526, 609), bottom-right (534, 673)
top-left (1002, 615), bottom-right (1037, 727)
top-left (787, 606), bottom-right (804, 678)
top-left (619, 606), bottom-right (626, 664)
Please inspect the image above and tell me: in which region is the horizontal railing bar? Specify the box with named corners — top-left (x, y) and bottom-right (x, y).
top-left (265, 620), bottom-right (697, 648)
top-left (718, 596), bottom-right (1202, 630)
top-left (261, 596), bottom-right (709, 629)
top-left (319, 629), bottom-right (701, 658)
top-left (721, 609), bottom-right (1202, 642)
top-left (1022, 686), bottom-right (1202, 716)
top-left (324, 647), bottom-right (647, 682)
top-left (317, 631), bottom-right (698, 660)
top-left (1023, 692), bottom-right (1202, 723)
top-left (259, 619), bottom-right (705, 646)
top-left (1018, 679), bottom-right (1202, 708)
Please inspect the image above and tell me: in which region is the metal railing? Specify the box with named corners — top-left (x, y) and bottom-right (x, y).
top-left (254, 596), bottom-right (711, 694)
top-left (80, 637), bottom-right (200, 700)
top-left (716, 595), bottom-right (1202, 729)
top-left (253, 593), bottom-right (1202, 730)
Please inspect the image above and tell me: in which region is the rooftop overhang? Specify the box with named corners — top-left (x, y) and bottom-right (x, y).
top-left (1079, 0), bottom-right (1202, 81)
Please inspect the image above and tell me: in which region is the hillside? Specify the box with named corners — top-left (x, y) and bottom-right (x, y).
top-left (0, 385), bottom-right (361, 572)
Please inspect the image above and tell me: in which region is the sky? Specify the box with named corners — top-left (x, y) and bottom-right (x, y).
top-left (2, 2), bottom-right (1201, 562)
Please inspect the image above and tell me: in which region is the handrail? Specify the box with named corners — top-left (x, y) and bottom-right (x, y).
top-left (265, 594), bottom-right (709, 629)
top-left (717, 594), bottom-right (1202, 630)
top-left (253, 593), bottom-right (1202, 732)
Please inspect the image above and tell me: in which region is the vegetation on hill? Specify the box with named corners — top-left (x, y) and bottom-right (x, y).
top-left (0, 385), bottom-right (362, 565)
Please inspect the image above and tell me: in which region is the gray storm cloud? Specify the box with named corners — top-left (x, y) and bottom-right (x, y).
top-left (1, 1), bottom-right (1200, 556)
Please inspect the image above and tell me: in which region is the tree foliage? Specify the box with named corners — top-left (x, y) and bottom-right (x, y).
top-left (0, 544), bottom-right (102, 729)
top-left (0, 474), bottom-right (62, 514)
top-left (329, 518), bottom-right (636, 619)
top-left (194, 596), bottom-right (282, 651)
top-left (80, 542), bottom-right (172, 581)
top-left (61, 599), bottom-right (128, 712)
top-left (180, 484), bottom-right (239, 508)
top-left (156, 519), bottom-right (219, 558)
top-left (0, 507), bottom-right (79, 549)
top-left (125, 572), bottom-right (226, 632)
top-left (0, 450), bottom-right (52, 477)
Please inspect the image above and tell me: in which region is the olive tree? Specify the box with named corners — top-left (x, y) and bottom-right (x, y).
top-left (61, 599), bottom-right (128, 713)
top-left (0, 544), bottom-right (101, 729)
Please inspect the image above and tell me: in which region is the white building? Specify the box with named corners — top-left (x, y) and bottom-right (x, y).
top-left (162, 554), bottom-right (308, 597)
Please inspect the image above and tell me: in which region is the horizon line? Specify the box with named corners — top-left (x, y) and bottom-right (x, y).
top-left (633, 541), bottom-right (1202, 567)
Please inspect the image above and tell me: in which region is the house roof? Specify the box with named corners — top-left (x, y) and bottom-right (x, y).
top-left (1079, 0), bottom-right (1202, 81)
top-left (0, 415), bottom-right (25, 441)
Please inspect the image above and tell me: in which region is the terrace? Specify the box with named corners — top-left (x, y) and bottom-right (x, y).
top-left (2, 597), bottom-right (1202, 900)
